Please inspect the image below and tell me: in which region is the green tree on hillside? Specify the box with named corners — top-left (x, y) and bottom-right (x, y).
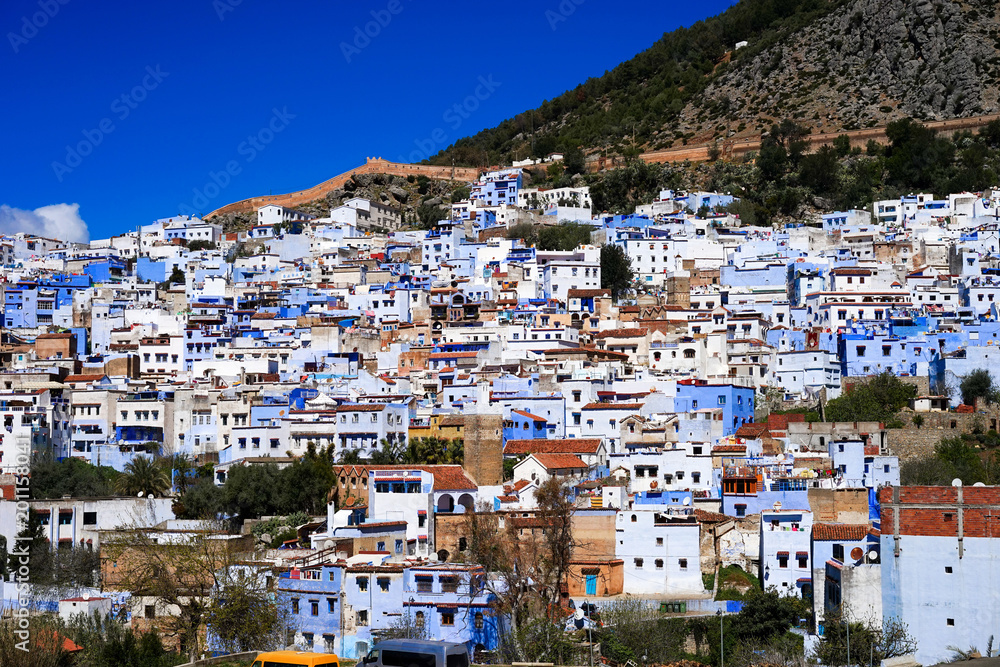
top-left (960, 368), bottom-right (999, 407)
top-left (601, 244), bottom-right (634, 301)
top-left (824, 371), bottom-right (915, 425)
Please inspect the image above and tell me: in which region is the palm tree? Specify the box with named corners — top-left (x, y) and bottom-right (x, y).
top-left (115, 456), bottom-right (171, 497)
top-left (338, 449), bottom-right (364, 465)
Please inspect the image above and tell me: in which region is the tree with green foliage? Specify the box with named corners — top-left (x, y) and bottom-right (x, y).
top-left (222, 463), bottom-right (281, 526)
top-left (596, 600), bottom-right (686, 665)
top-left (6, 510), bottom-right (99, 593)
top-left (174, 477), bottom-right (224, 520)
top-left (186, 240), bottom-right (217, 251)
top-left (114, 456), bottom-right (171, 498)
top-left (798, 144), bottom-right (840, 196)
top-left (507, 222), bottom-right (538, 247)
top-left (167, 265), bottom-right (185, 285)
top-left (812, 611), bottom-right (917, 667)
top-left (0, 615), bottom-right (73, 667)
top-left (536, 221), bottom-right (594, 251)
top-left (601, 244), bottom-right (634, 301)
top-left (66, 612), bottom-right (172, 667)
top-left (960, 368), bottom-right (999, 407)
top-left (30, 456), bottom-right (119, 499)
top-left (562, 146), bottom-right (586, 175)
top-left (275, 443), bottom-right (337, 515)
top-left (901, 435), bottom-right (1000, 487)
top-left (833, 134), bottom-right (852, 157)
top-left (207, 568), bottom-right (294, 654)
top-left (415, 203), bottom-right (448, 229)
top-left (824, 371), bottom-right (916, 425)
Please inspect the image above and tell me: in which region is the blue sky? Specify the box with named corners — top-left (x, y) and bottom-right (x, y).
top-left (1, 0), bottom-right (735, 241)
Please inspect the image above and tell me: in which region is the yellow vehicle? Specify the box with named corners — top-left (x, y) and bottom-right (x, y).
top-left (251, 650), bottom-right (341, 667)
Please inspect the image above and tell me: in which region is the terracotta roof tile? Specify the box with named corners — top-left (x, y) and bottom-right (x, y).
top-left (531, 453), bottom-right (589, 470)
top-left (505, 438), bottom-right (601, 455)
top-left (510, 409), bottom-right (547, 422)
top-left (812, 523), bottom-right (870, 541)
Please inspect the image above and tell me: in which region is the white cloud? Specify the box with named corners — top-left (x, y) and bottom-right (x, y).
top-left (0, 203), bottom-right (90, 243)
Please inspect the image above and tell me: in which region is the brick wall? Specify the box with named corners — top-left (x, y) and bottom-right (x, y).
top-left (880, 486), bottom-right (1000, 538)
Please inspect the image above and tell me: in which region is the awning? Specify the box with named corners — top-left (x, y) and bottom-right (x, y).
top-left (796, 551), bottom-right (808, 557)
top-left (796, 577), bottom-right (812, 584)
top-left (776, 551), bottom-right (789, 557)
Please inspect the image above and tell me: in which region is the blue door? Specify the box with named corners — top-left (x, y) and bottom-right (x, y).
top-left (585, 574), bottom-right (597, 595)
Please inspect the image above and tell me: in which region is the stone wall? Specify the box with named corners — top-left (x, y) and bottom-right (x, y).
top-left (462, 413), bottom-right (503, 486)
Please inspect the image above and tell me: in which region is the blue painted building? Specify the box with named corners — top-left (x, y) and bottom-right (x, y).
top-left (674, 380), bottom-right (754, 435)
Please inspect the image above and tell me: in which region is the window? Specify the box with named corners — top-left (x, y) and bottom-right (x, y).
top-left (357, 576), bottom-right (369, 591)
top-left (884, 464), bottom-right (891, 473)
top-left (634, 558), bottom-right (643, 569)
top-left (441, 576), bottom-right (459, 593)
top-left (797, 554), bottom-right (808, 569)
top-left (416, 576), bottom-right (433, 593)
top-left (945, 566), bottom-right (953, 574)
top-left (311, 600), bottom-right (319, 616)
top-left (328, 598), bottom-right (337, 613)
top-left (947, 618), bottom-right (955, 626)
top-left (441, 610), bottom-right (455, 626)
top-left (777, 554), bottom-right (788, 568)
top-left (856, 346), bottom-right (866, 357)
top-left (735, 504), bottom-right (746, 517)
top-left (415, 611), bottom-right (425, 628)
top-left (679, 559), bottom-right (688, 570)
top-left (832, 544), bottom-right (844, 561)
top-left (378, 577), bottom-right (391, 592)
top-left (357, 610), bottom-right (369, 626)
top-left (144, 604), bottom-right (155, 619)
top-left (655, 559), bottom-right (664, 570)
top-left (475, 612), bottom-right (484, 629)
top-left (692, 472), bottom-right (701, 484)
top-left (292, 598), bottom-right (300, 614)
top-left (83, 512), bottom-right (97, 525)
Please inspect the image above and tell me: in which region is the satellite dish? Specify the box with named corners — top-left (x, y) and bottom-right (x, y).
top-left (148, 494), bottom-right (154, 500)
top-left (866, 550), bottom-right (879, 562)
top-left (682, 497), bottom-right (691, 506)
top-left (952, 478), bottom-right (963, 487)
top-left (575, 608), bottom-right (585, 620)
top-left (82, 594), bottom-right (90, 601)
top-left (850, 547), bottom-right (864, 561)
top-left (137, 492), bottom-right (144, 498)
top-left (974, 482), bottom-right (987, 487)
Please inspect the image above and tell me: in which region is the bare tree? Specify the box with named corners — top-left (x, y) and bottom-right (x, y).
top-left (464, 477), bottom-right (578, 662)
top-left (101, 523), bottom-right (254, 660)
top-left (812, 610), bottom-right (918, 667)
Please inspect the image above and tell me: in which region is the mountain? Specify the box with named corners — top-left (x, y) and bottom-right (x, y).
top-left (429, 0), bottom-right (1000, 166)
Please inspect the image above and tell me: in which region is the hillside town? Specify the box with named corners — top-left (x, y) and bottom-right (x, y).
top-left (3, 163), bottom-right (1000, 666)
